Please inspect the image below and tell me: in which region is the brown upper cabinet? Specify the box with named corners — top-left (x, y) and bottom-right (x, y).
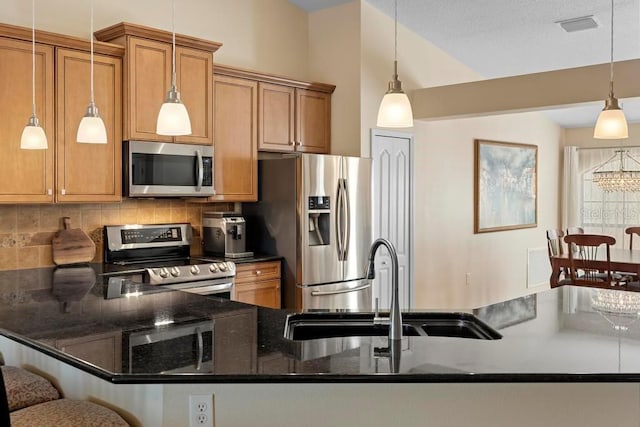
top-left (211, 65), bottom-right (335, 202)
top-left (211, 74), bottom-right (258, 202)
top-left (95, 23), bottom-right (220, 146)
top-left (0, 23), bottom-right (123, 204)
top-left (259, 84), bottom-right (332, 154)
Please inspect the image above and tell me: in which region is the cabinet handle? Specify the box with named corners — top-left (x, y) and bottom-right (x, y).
top-left (47, 189), bottom-right (52, 196)
top-left (255, 270), bottom-right (262, 275)
top-left (61, 189), bottom-right (66, 195)
top-left (288, 141), bottom-right (294, 146)
top-left (295, 141), bottom-right (301, 147)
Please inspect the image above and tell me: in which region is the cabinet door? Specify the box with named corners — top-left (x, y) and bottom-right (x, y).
top-left (125, 37), bottom-right (172, 142)
top-left (0, 38), bottom-right (54, 203)
top-left (175, 47), bottom-right (213, 145)
top-left (211, 75), bottom-right (258, 201)
top-left (56, 48), bottom-right (122, 203)
top-left (296, 89), bottom-right (331, 154)
top-left (235, 279), bottom-right (281, 309)
top-left (258, 82), bottom-right (295, 152)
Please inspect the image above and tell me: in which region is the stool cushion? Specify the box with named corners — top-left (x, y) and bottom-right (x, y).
top-left (10, 398), bottom-right (129, 426)
top-left (1, 366), bottom-right (59, 411)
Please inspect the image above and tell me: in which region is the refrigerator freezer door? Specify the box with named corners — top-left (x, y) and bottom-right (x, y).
top-left (342, 156), bottom-right (372, 281)
top-left (300, 279), bottom-right (372, 312)
top-left (301, 154), bottom-right (343, 286)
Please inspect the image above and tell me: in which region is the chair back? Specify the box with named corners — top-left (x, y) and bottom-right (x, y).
top-left (625, 227), bottom-right (640, 250)
top-left (564, 234), bottom-right (616, 287)
top-left (546, 229), bottom-right (565, 264)
top-left (566, 226), bottom-right (585, 235)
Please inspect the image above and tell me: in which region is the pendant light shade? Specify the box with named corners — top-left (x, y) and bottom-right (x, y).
top-left (594, 0), bottom-right (628, 139)
top-left (77, 0), bottom-right (107, 144)
top-left (157, 0), bottom-right (191, 136)
top-left (21, 0), bottom-right (47, 150)
top-left (377, 0), bottom-right (413, 128)
top-left (21, 116), bottom-right (48, 150)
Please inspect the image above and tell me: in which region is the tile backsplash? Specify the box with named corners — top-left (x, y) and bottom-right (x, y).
top-left (0, 200), bottom-right (233, 271)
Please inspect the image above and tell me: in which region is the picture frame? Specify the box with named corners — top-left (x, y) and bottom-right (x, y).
top-left (474, 139), bottom-right (537, 233)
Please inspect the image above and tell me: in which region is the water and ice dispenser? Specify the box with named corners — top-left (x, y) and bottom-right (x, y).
top-left (308, 196), bottom-right (330, 246)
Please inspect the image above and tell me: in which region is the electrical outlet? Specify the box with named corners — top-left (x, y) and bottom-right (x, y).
top-left (465, 272), bottom-right (471, 286)
top-left (189, 394), bottom-right (214, 427)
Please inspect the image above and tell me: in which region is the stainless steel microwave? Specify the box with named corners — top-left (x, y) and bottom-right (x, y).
top-left (124, 141), bottom-right (214, 197)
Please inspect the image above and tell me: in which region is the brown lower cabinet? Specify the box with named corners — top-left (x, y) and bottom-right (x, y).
top-left (234, 261), bottom-right (281, 309)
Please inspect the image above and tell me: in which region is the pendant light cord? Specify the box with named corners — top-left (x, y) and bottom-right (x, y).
top-left (90, 0), bottom-right (95, 104)
top-left (31, 0), bottom-right (36, 116)
top-left (171, 0), bottom-right (177, 88)
top-left (394, 0), bottom-right (398, 62)
top-left (609, 0), bottom-right (614, 93)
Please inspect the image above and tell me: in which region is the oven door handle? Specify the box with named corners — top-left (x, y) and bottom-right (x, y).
top-left (310, 283), bottom-right (371, 296)
top-left (196, 150), bottom-right (204, 192)
top-left (165, 281), bottom-right (234, 295)
top-left (195, 327), bottom-right (203, 371)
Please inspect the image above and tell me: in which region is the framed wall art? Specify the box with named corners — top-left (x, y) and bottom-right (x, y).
top-left (474, 139), bottom-right (538, 233)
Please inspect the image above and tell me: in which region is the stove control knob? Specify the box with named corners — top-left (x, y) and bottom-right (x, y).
top-left (218, 262), bottom-right (227, 272)
top-left (209, 264), bottom-right (219, 273)
top-left (190, 265), bottom-right (200, 275)
top-left (170, 267), bottom-right (181, 277)
top-left (226, 262), bottom-right (235, 271)
top-left (159, 268), bottom-right (169, 279)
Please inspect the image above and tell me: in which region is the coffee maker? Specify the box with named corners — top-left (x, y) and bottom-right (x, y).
top-left (203, 212), bottom-right (253, 258)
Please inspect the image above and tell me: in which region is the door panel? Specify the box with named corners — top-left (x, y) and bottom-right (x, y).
top-left (301, 154), bottom-right (342, 285)
top-left (342, 156), bottom-right (372, 281)
top-left (372, 132), bottom-right (412, 310)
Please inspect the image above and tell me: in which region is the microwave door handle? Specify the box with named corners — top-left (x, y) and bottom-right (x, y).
top-left (195, 150), bottom-right (204, 192)
top-left (195, 326), bottom-right (203, 371)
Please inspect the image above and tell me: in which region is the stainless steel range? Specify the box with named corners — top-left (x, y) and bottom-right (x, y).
top-left (103, 223), bottom-right (235, 298)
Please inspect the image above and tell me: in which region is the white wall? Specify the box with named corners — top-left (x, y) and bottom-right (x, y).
top-left (308, 1), bottom-right (361, 156)
top-left (0, 0), bottom-right (310, 79)
top-left (565, 123), bottom-right (640, 149)
top-left (358, 1), bottom-right (563, 309)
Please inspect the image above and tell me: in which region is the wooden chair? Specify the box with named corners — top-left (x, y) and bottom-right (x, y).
top-left (625, 227), bottom-right (640, 250)
top-left (563, 234), bottom-right (618, 288)
top-left (547, 229), bottom-right (572, 284)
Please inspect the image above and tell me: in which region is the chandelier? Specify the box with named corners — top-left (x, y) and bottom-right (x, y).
top-left (591, 289), bottom-right (640, 330)
top-left (592, 149), bottom-right (640, 192)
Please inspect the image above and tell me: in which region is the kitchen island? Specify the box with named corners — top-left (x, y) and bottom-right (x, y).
top-left (1, 266), bottom-right (640, 426)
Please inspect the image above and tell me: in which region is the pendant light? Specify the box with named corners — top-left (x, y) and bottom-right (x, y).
top-left (156, 0), bottom-right (192, 136)
top-left (20, 0), bottom-right (48, 150)
top-left (76, 0), bottom-right (107, 144)
top-left (376, 0), bottom-right (413, 128)
top-left (594, 0), bottom-right (628, 139)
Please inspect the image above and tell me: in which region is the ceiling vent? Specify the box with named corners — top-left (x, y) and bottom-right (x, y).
top-left (556, 15), bottom-right (599, 33)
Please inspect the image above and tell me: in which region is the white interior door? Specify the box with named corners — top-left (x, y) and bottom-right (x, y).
top-left (371, 130), bottom-right (413, 311)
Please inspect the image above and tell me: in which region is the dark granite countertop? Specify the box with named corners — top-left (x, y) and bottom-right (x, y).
top-left (1, 265), bottom-right (640, 383)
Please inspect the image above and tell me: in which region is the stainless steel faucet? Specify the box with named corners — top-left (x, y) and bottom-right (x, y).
top-left (365, 238), bottom-right (402, 341)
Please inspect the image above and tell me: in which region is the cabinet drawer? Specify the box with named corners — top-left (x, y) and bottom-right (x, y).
top-left (235, 279), bottom-right (281, 309)
top-left (235, 261), bottom-right (281, 284)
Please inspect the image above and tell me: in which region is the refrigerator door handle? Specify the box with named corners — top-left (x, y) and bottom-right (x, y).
top-left (342, 178), bottom-right (351, 260)
top-left (336, 179), bottom-right (344, 260)
top-left (310, 283), bottom-right (371, 296)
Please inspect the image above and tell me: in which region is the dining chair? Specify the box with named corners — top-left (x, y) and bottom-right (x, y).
top-left (546, 229), bottom-right (572, 284)
top-left (563, 234), bottom-right (618, 288)
top-left (625, 227), bottom-right (640, 250)
top-left (566, 226), bottom-right (585, 235)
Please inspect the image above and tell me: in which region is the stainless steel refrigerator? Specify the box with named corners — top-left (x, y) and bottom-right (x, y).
top-left (244, 153), bottom-right (372, 311)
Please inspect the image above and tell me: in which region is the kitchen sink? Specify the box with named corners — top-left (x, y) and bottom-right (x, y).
top-left (284, 312), bottom-right (502, 341)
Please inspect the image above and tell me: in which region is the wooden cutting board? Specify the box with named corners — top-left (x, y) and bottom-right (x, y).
top-left (51, 217), bottom-right (96, 266)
